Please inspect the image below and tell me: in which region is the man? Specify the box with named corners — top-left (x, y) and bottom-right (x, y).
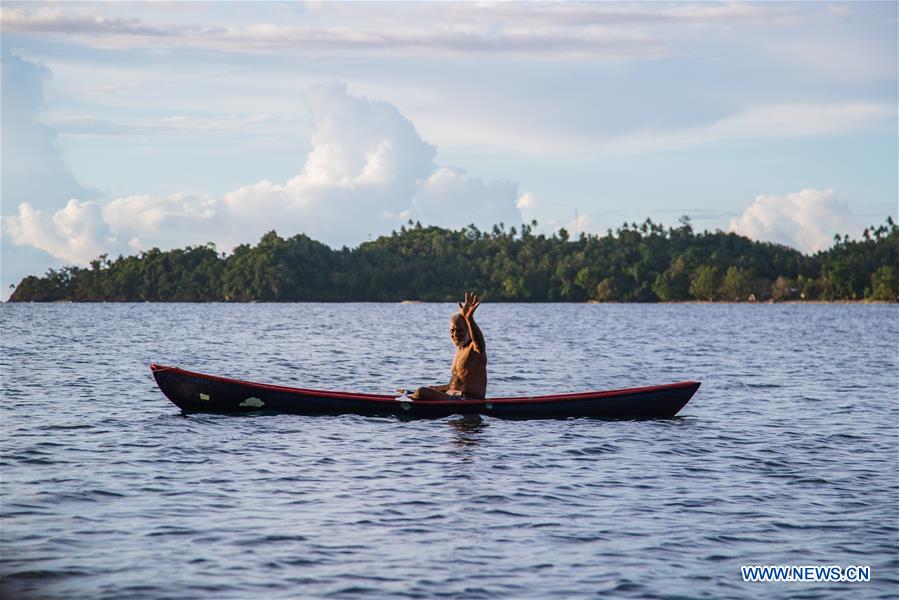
top-left (412, 291), bottom-right (487, 401)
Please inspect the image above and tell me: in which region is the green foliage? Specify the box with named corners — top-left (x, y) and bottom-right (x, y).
top-left (689, 265), bottom-right (720, 301)
top-left (771, 276), bottom-right (800, 302)
top-left (720, 266), bottom-right (755, 301)
top-left (652, 256), bottom-right (690, 301)
top-left (594, 277), bottom-right (620, 302)
top-left (869, 266), bottom-right (898, 301)
top-left (8, 217), bottom-right (898, 303)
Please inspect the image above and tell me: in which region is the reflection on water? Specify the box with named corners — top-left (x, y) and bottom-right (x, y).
top-left (448, 414), bottom-right (488, 447)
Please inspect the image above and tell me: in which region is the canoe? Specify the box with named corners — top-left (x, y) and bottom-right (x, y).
top-left (150, 364), bottom-right (699, 419)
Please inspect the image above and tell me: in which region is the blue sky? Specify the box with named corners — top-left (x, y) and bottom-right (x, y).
top-left (1, 1), bottom-right (896, 299)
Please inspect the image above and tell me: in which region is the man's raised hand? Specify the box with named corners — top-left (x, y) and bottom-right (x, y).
top-left (458, 291), bottom-right (480, 320)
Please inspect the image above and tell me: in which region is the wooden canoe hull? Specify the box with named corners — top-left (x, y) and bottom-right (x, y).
top-left (151, 364), bottom-right (699, 419)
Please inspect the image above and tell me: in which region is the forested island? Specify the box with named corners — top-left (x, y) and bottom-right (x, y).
top-left (8, 217), bottom-right (898, 303)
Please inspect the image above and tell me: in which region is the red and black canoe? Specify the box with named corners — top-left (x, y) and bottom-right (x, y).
top-left (151, 364), bottom-right (699, 419)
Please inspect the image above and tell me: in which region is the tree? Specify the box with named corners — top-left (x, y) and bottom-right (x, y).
top-left (689, 266), bottom-right (719, 301)
top-left (720, 266), bottom-right (755, 301)
top-left (652, 257), bottom-right (690, 301)
top-left (869, 266), bottom-right (898, 301)
top-left (595, 277), bottom-right (620, 302)
top-left (8, 217), bottom-right (897, 304)
top-left (771, 276), bottom-right (799, 302)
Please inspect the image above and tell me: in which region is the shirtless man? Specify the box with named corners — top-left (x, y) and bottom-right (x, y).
top-left (412, 291), bottom-right (487, 401)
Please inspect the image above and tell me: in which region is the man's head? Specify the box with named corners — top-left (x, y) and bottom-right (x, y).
top-left (449, 314), bottom-right (470, 348)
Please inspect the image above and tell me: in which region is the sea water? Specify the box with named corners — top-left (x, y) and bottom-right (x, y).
top-left (1, 303), bottom-right (896, 598)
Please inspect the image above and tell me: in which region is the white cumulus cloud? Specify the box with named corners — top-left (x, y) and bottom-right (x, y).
top-left (1, 47), bottom-right (95, 211)
top-left (4, 199), bottom-right (111, 264)
top-left (101, 193), bottom-right (226, 251)
top-left (516, 192), bottom-right (536, 210)
top-left (729, 188), bottom-right (857, 254)
top-left (412, 167), bottom-right (520, 230)
top-left (3, 82), bottom-right (522, 262)
top-left (220, 82), bottom-right (441, 246)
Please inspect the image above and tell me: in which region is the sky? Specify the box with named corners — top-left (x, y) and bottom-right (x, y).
top-left (1, 1), bottom-right (896, 300)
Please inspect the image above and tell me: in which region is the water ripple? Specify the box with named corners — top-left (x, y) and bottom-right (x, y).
top-left (1, 303), bottom-right (896, 599)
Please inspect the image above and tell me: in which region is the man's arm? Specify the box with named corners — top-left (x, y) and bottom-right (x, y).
top-left (459, 291), bottom-right (486, 354)
top-left (466, 315), bottom-right (486, 355)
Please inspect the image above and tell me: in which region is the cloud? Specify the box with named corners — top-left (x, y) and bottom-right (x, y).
top-left (409, 98), bottom-right (895, 158)
top-left (412, 167), bottom-right (520, 230)
top-left (422, 2), bottom-right (800, 27)
top-left (1, 7), bottom-right (171, 36)
top-left (569, 211), bottom-right (591, 237)
top-left (1, 48), bottom-right (99, 299)
top-left (1, 5), bottom-right (669, 59)
top-left (3, 82), bottom-right (522, 262)
top-left (826, 4), bottom-right (852, 19)
top-left (1, 47), bottom-right (94, 212)
top-left (4, 199), bottom-right (111, 264)
top-left (516, 192), bottom-right (536, 210)
top-left (729, 189), bottom-right (857, 253)
top-left (101, 193), bottom-right (226, 251)
top-left (2, 3), bottom-right (800, 52)
top-left (220, 82), bottom-right (441, 247)
top-left (0, 1), bottom-right (812, 68)
top-left (598, 102), bottom-right (895, 154)
top-left (44, 113), bottom-right (283, 137)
